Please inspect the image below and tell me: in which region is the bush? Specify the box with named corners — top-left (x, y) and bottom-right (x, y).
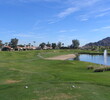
top-left (105, 66), bottom-right (110, 71)
top-left (93, 66), bottom-right (110, 72)
top-left (94, 67), bottom-right (104, 72)
top-left (87, 65), bottom-right (94, 70)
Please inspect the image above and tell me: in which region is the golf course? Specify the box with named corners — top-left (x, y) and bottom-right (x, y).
top-left (0, 50), bottom-right (110, 100)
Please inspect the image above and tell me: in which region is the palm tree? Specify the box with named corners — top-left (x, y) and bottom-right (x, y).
top-left (33, 41), bottom-right (36, 47)
top-left (5, 42), bottom-right (8, 46)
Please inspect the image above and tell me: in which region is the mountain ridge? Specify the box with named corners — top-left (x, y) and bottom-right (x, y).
top-left (83, 37), bottom-right (110, 47)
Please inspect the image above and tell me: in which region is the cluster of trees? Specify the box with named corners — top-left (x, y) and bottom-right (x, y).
top-left (1, 38), bottom-right (18, 51)
top-left (39, 39), bottom-right (80, 49)
top-left (0, 38), bottom-right (18, 50)
top-left (39, 42), bottom-right (63, 49)
top-left (0, 38), bottom-right (80, 50)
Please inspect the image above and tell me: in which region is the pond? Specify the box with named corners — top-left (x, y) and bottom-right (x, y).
top-left (69, 54), bottom-right (110, 66)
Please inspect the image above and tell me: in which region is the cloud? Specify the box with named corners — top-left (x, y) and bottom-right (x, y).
top-left (80, 0), bottom-right (100, 7)
top-left (57, 7), bottom-right (79, 18)
top-left (13, 33), bottom-right (44, 38)
top-left (92, 26), bottom-right (110, 31)
top-left (78, 14), bottom-right (89, 21)
top-left (99, 8), bottom-right (110, 12)
top-left (2, 0), bottom-right (109, 23)
top-left (51, 0), bottom-right (102, 23)
top-left (78, 4), bottom-right (110, 21)
top-left (103, 26), bottom-right (110, 29)
top-left (18, 0), bottom-right (64, 3)
top-left (13, 33), bottom-right (34, 37)
top-left (70, 0), bottom-right (101, 7)
top-left (80, 18), bottom-right (88, 21)
top-left (96, 12), bottom-right (110, 17)
top-left (18, 0), bottom-right (109, 22)
top-left (48, 19), bottom-right (61, 24)
top-left (59, 30), bottom-right (67, 33)
top-left (0, 0), bottom-right (63, 4)
top-left (59, 29), bottom-right (77, 33)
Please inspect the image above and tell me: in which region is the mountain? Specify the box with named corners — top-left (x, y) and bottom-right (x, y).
top-left (83, 37), bottom-right (110, 48)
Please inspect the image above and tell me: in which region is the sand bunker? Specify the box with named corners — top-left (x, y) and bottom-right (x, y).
top-left (46, 54), bottom-right (76, 60)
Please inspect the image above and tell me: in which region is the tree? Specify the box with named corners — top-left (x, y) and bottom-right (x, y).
top-left (72, 39), bottom-right (80, 49)
top-left (57, 42), bottom-right (62, 49)
top-left (28, 43), bottom-right (31, 47)
top-left (52, 43), bottom-right (56, 49)
top-left (46, 42), bottom-right (51, 47)
top-left (0, 40), bottom-right (3, 49)
top-left (62, 43), bottom-right (64, 47)
top-left (9, 38), bottom-right (18, 49)
top-left (39, 42), bottom-right (46, 49)
top-left (5, 42), bottom-right (8, 46)
top-left (33, 41), bottom-right (36, 46)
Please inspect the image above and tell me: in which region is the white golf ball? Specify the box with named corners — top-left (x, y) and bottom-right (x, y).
top-left (25, 86), bottom-right (28, 88)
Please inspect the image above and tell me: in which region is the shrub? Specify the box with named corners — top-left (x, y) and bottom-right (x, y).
top-left (93, 66), bottom-right (110, 72)
top-left (105, 66), bottom-right (110, 71)
top-left (87, 65), bottom-right (94, 70)
top-left (94, 67), bottom-right (104, 72)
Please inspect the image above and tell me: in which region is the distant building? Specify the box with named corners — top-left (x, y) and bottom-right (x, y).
top-left (2, 46), bottom-right (12, 51)
top-left (43, 45), bottom-right (52, 50)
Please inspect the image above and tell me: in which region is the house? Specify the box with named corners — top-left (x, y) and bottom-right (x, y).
top-left (2, 46), bottom-right (12, 51)
top-left (43, 45), bottom-right (52, 50)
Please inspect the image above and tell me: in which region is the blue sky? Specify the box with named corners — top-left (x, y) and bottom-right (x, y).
top-left (0, 0), bottom-right (110, 46)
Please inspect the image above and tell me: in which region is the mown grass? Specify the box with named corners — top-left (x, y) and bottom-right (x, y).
top-left (0, 50), bottom-right (110, 100)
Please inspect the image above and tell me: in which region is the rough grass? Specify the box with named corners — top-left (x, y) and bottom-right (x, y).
top-left (0, 50), bottom-right (110, 100)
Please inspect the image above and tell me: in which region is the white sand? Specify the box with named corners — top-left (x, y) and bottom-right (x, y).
top-left (46, 54), bottom-right (76, 60)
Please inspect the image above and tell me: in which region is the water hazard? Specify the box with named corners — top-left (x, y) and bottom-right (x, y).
top-left (69, 54), bottom-right (110, 66)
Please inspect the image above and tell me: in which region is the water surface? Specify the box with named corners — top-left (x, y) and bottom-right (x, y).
top-left (69, 54), bottom-right (110, 66)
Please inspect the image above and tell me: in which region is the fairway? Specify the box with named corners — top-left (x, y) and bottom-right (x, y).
top-left (0, 50), bottom-right (110, 100)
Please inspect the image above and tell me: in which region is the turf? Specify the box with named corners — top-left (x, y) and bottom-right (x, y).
top-left (0, 50), bottom-right (110, 100)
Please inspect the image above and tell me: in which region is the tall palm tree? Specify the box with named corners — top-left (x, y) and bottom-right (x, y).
top-left (33, 41), bottom-right (36, 47)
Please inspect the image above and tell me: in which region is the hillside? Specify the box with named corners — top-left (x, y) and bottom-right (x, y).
top-left (83, 37), bottom-right (110, 47)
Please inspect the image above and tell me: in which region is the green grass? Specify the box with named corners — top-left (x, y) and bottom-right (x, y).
top-left (0, 50), bottom-right (110, 100)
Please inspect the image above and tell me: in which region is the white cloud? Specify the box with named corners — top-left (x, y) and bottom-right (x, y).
top-left (92, 26), bottom-right (110, 31)
top-left (0, 0), bottom-right (63, 4)
top-left (103, 26), bottom-right (110, 29)
top-left (13, 33), bottom-right (44, 38)
top-left (70, 0), bottom-right (101, 7)
top-left (2, 0), bottom-right (110, 23)
top-left (13, 33), bottom-right (34, 37)
top-left (57, 7), bottom-right (79, 18)
top-left (53, 0), bottom-right (102, 22)
top-left (59, 29), bottom-right (77, 33)
top-left (80, 18), bottom-right (88, 21)
top-left (99, 8), bottom-right (110, 12)
top-left (48, 19), bottom-right (61, 24)
top-left (18, 0), bottom-right (64, 3)
top-left (96, 12), bottom-right (109, 17)
top-left (81, 0), bottom-right (101, 7)
top-left (78, 4), bottom-right (110, 21)
top-left (59, 30), bottom-right (67, 33)
top-left (78, 14), bottom-right (89, 21)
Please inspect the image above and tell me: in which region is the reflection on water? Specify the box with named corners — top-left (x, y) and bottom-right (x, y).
top-left (74, 55), bottom-right (80, 60)
top-left (69, 54), bottom-right (110, 66)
